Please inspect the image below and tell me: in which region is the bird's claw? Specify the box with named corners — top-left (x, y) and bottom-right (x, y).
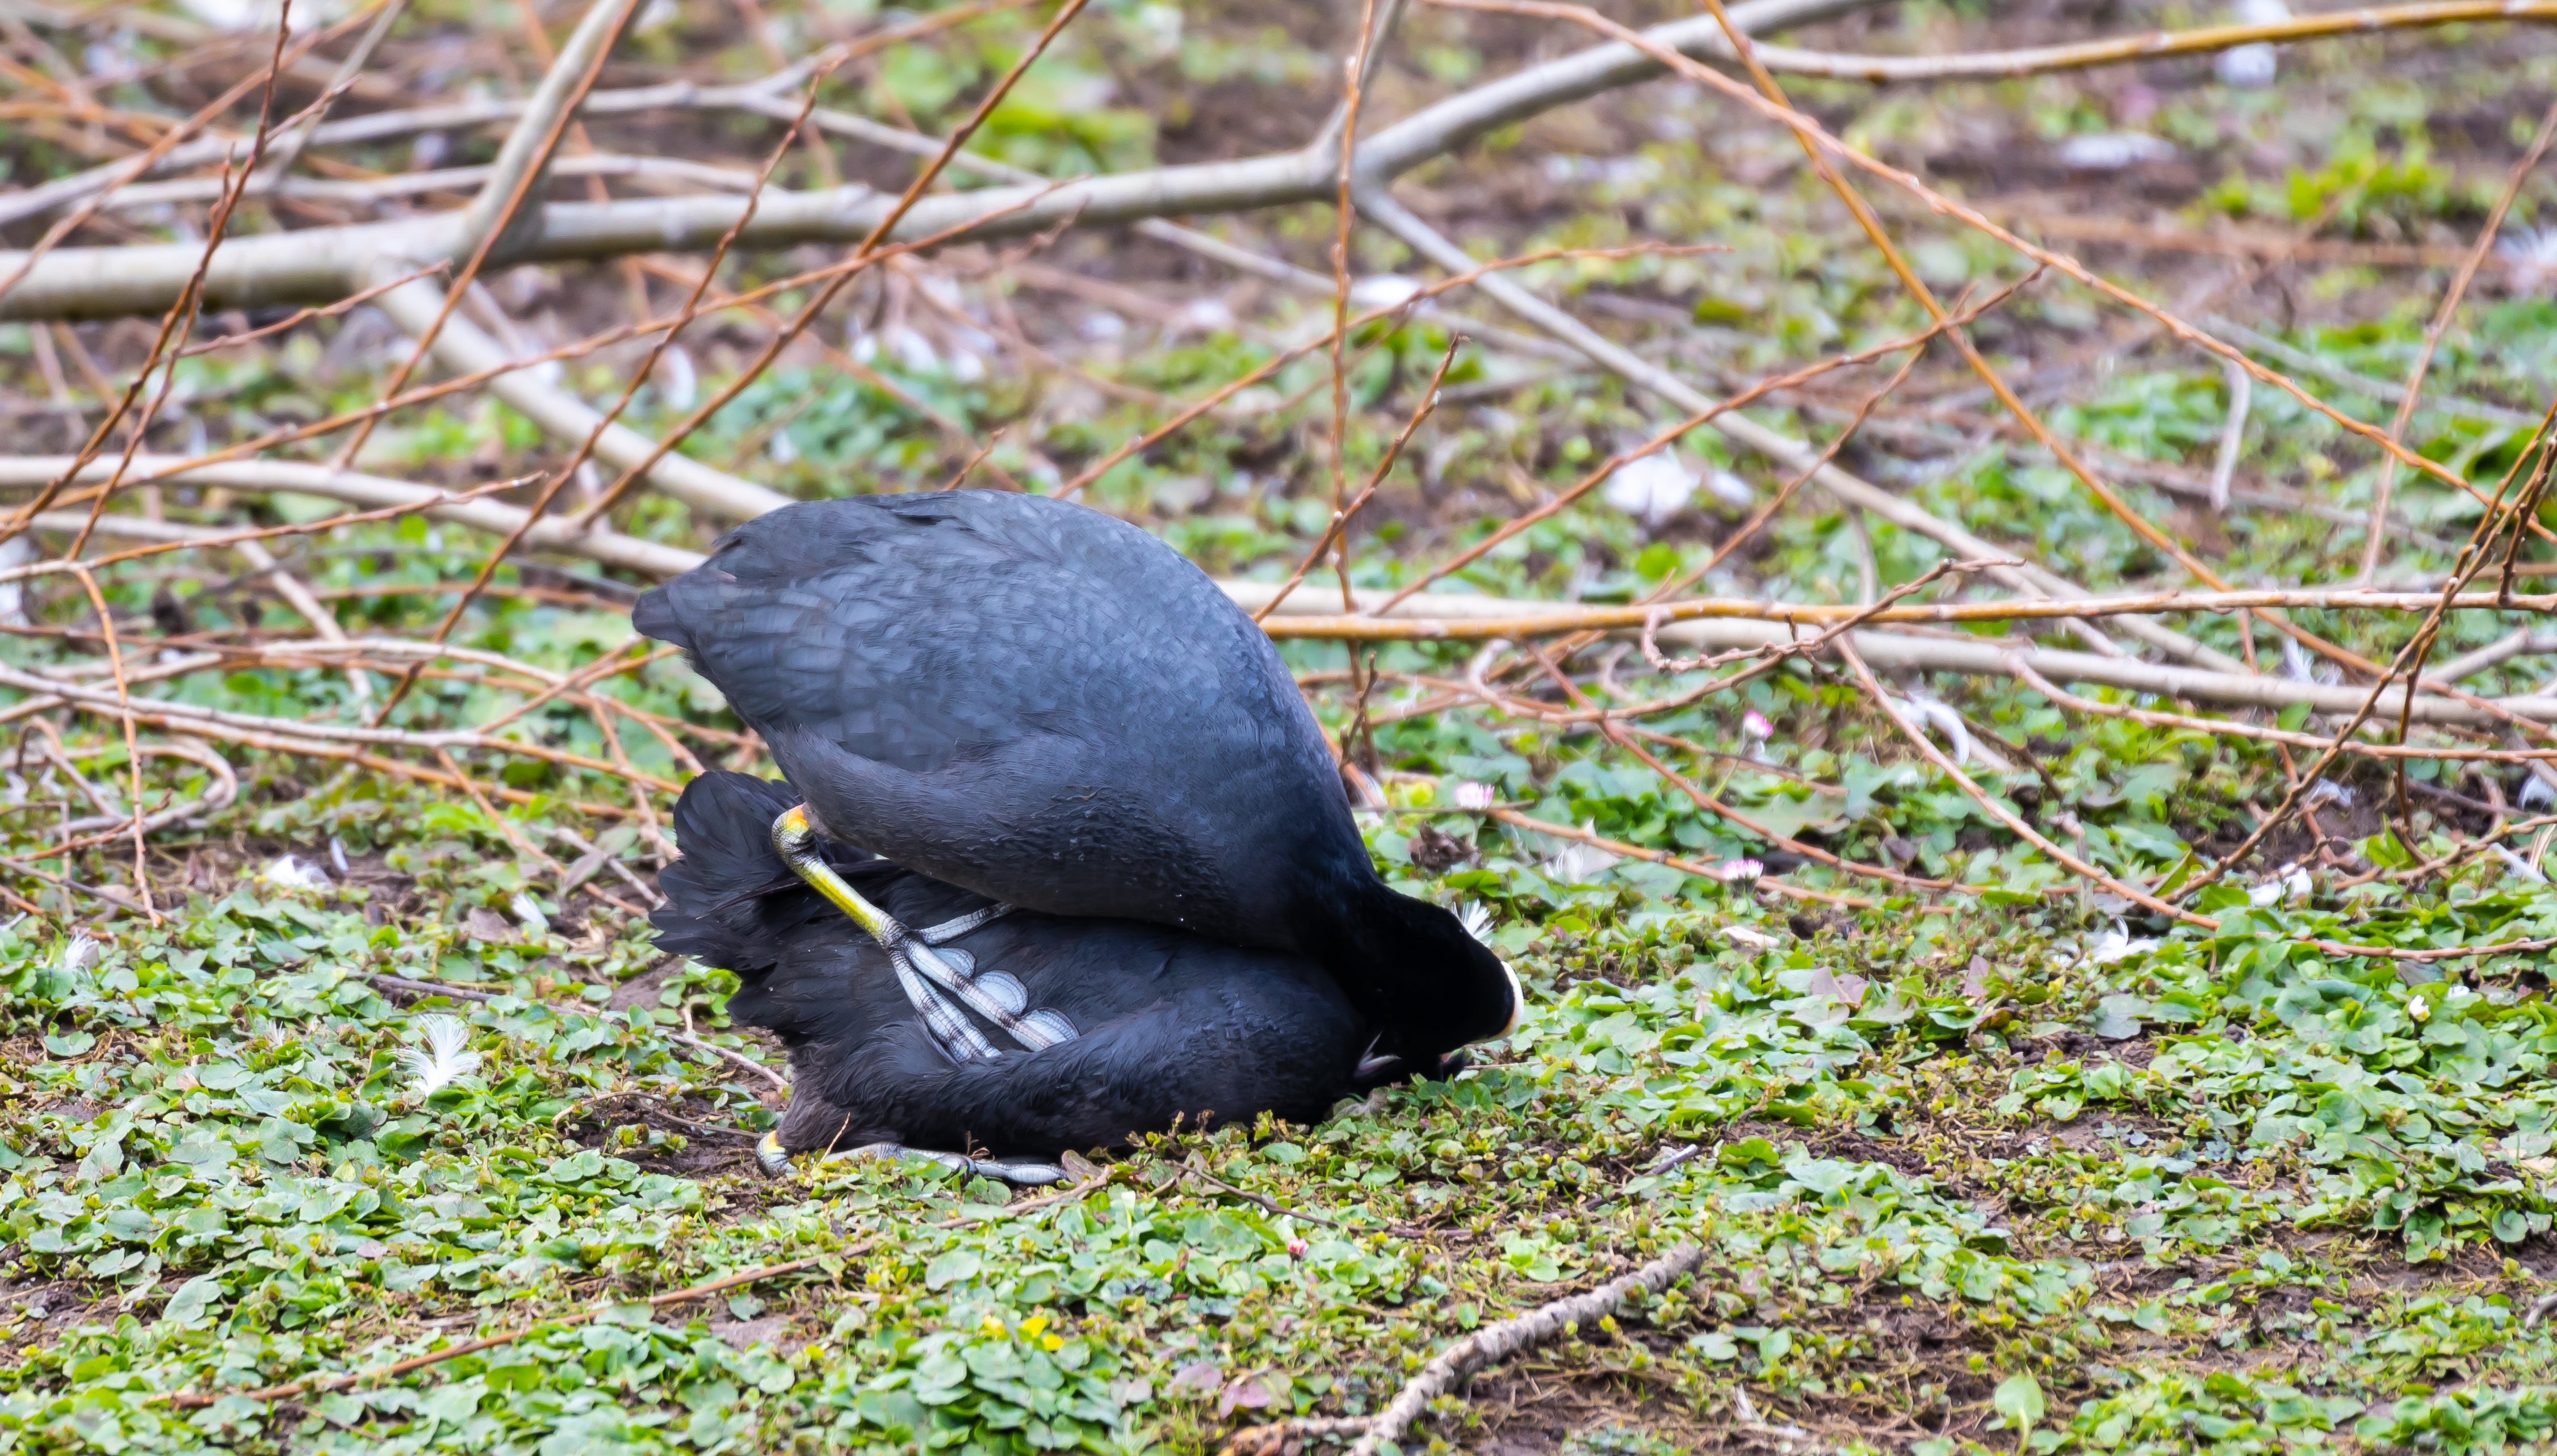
top-left (835, 1142), bottom-right (1067, 1185)
top-left (758, 1134), bottom-right (1067, 1186)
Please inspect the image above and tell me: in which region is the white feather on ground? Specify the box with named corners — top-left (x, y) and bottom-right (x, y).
top-left (396, 1016), bottom-right (483, 1097)
top-left (2217, 0), bottom-right (2290, 86)
top-left (1601, 451), bottom-right (1696, 527)
top-left (262, 854), bottom-right (330, 889)
top-left (2055, 133), bottom-right (2179, 170)
top-left (1544, 827), bottom-right (1620, 883)
top-left (509, 891), bottom-right (550, 937)
top-left (2248, 862), bottom-right (2313, 907)
top-left (2493, 844), bottom-right (2547, 884)
top-left (1889, 694), bottom-right (1988, 767)
top-left (2499, 225), bottom-right (2557, 278)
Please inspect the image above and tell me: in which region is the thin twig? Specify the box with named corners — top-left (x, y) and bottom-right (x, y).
top-left (2357, 94), bottom-right (2557, 583)
top-left (329, 0), bottom-right (640, 468)
top-left (573, 0), bottom-right (1093, 518)
top-left (1223, 1244), bottom-right (1705, 1456)
top-left (368, 50), bottom-right (844, 723)
top-left (1834, 638), bottom-right (2202, 924)
top-left (1258, 337), bottom-right (1462, 622)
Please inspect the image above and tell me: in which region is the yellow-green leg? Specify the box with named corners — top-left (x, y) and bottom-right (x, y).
top-left (772, 805), bottom-right (1000, 1062)
top-left (771, 805), bottom-right (1075, 1055)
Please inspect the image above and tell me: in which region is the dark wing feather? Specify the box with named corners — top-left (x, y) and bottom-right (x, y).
top-left (634, 494), bottom-right (1361, 943)
top-left (640, 494), bottom-right (1274, 774)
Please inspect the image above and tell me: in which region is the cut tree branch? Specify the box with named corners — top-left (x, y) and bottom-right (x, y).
top-left (0, 0), bottom-right (1946, 318)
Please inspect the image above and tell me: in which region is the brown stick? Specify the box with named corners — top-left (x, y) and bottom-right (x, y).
top-left (1487, 808), bottom-right (1875, 907)
top-left (1425, 0), bottom-right (2493, 506)
top-left (0, 2), bottom-right (373, 308)
top-left (163, 1258), bottom-right (829, 1409)
top-left (1057, 243), bottom-right (1712, 499)
top-left (576, 0), bottom-right (1093, 517)
top-left (2003, 658), bottom-right (2557, 762)
top-left (1257, 338), bottom-right (1462, 622)
top-left (328, 0), bottom-right (640, 468)
top-left (1512, 644), bottom-right (1951, 893)
top-left (1747, 2), bottom-right (2557, 79)
top-left (1260, 587), bottom-right (2557, 636)
top-left (1, 9), bottom-right (307, 554)
top-left (1224, 1244), bottom-right (1705, 1456)
top-left (366, 52), bottom-right (842, 724)
top-left (2357, 93), bottom-right (2557, 584)
top-left (1834, 638), bottom-right (2206, 924)
top-left (1370, 274), bottom-right (2029, 619)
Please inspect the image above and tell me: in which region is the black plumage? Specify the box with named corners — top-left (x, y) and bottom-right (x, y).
top-left (633, 493), bottom-right (1517, 1067)
top-left (655, 771), bottom-right (1375, 1158)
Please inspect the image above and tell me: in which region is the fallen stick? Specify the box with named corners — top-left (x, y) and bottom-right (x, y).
top-left (0, 660), bottom-right (680, 792)
top-left (1486, 807), bottom-right (1877, 908)
top-left (161, 1164), bottom-right (1109, 1409)
top-left (9, 486), bottom-right (2557, 731)
top-left (1240, 585), bottom-right (2557, 728)
top-left (2004, 657), bottom-right (2557, 762)
top-left (1255, 587), bottom-right (2557, 633)
top-left (1221, 1243), bottom-right (1705, 1456)
top-left (9, 480), bottom-right (2555, 729)
top-left (162, 1257), bottom-right (828, 1409)
top-left (366, 974), bottom-right (497, 1002)
top-left (0, 456), bottom-right (697, 577)
top-left (2299, 931), bottom-right (2557, 963)
top-left (1747, 1), bottom-right (2557, 81)
top-left (669, 1029), bottom-right (790, 1092)
top-left (4, 0), bottom-right (2535, 320)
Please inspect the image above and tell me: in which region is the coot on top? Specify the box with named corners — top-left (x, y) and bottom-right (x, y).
top-left (656, 771), bottom-right (1385, 1178)
top-left (634, 493), bottom-right (1519, 1071)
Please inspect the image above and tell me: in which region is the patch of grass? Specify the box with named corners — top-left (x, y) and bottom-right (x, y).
top-left (3, 809), bottom-right (2556, 1451)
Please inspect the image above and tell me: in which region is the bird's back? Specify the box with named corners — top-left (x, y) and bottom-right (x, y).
top-left (635, 494), bottom-right (1364, 947)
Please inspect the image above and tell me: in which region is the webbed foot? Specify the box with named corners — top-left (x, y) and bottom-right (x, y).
top-left (772, 805), bottom-right (1080, 1061)
top-left (829, 1141), bottom-right (1068, 1186)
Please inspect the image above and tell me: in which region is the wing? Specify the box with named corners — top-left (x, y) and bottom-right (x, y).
top-left (635, 493), bottom-right (1310, 778)
top-left (639, 493), bottom-right (1365, 945)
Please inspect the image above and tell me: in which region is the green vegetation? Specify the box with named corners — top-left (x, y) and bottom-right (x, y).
top-left (7, 804), bottom-right (2557, 1453)
top-left (7, 0), bottom-right (2557, 1450)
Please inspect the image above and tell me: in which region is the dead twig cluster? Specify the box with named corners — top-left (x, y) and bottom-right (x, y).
top-left (0, 0), bottom-right (2550, 992)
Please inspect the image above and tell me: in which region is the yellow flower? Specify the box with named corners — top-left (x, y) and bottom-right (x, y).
top-left (1019, 1313), bottom-right (1049, 1338)
top-left (981, 1315), bottom-right (1008, 1335)
top-left (1041, 1334), bottom-right (1065, 1352)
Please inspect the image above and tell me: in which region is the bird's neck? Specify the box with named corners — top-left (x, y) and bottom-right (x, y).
top-left (1296, 868), bottom-right (1504, 1065)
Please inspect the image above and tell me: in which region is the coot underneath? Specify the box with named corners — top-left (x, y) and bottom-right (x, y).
top-left (656, 772), bottom-right (1397, 1179)
top-left (634, 493), bottom-right (1519, 1069)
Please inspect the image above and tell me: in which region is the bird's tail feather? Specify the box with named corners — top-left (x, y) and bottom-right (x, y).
top-left (653, 771), bottom-right (813, 974)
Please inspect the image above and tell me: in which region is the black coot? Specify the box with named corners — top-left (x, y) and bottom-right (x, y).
top-left (656, 772), bottom-right (1380, 1174)
top-left (634, 493), bottom-right (1518, 1068)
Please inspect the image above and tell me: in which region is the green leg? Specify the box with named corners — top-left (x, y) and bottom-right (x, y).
top-left (771, 804), bottom-right (1000, 1063)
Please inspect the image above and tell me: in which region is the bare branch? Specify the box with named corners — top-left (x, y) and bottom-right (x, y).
top-left (0, 456), bottom-right (699, 577)
top-left (1235, 583), bottom-right (2557, 727)
top-left (2357, 94), bottom-right (2557, 582)
top-left (364, 273), bottom-right (791, 522)
top-left (1745, 2), bottom-right (2557, 81)
top-left (0, 0), bottom-right (1863, 319)
top-left (1350, 184), bottom-right (2250, 673)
